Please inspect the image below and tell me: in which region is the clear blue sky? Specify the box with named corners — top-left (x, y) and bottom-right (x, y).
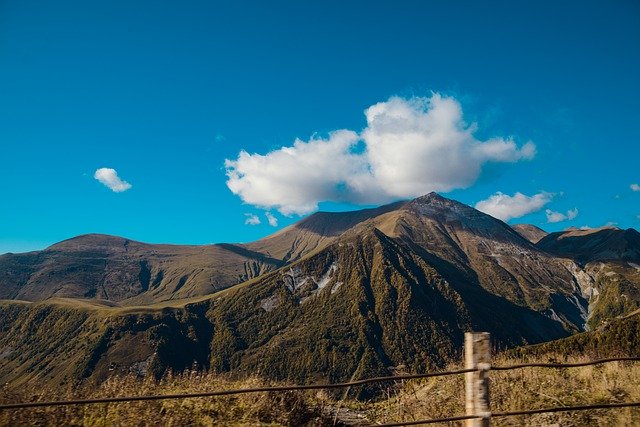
top-left (1, 0), bottom-right (639, 253)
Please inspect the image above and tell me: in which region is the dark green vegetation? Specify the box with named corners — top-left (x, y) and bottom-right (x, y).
top-left (512, 309), bottom-right (640, 359)
top-left (1, 193), bottom-right (639, 398)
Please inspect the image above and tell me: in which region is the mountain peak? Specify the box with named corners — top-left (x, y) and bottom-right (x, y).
top-left (408, 192), bottom-right (485, 221)
top-left (412, 191), bottom-right (449, 203)
top-left (47, 233), bottom-right (135, 251)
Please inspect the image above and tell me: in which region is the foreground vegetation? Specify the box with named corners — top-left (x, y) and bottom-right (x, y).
top-left (0, 371), bottom-right (330, 426)
top-left (360, 353), bottom-right (640, 426)
top-left (2, 351), bottom-right (639, 427)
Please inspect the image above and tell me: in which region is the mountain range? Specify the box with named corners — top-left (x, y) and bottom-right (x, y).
top-left (1, 193), bottom-right (638, 391)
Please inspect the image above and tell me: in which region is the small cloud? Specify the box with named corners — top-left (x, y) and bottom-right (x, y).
top-left (215, 134), bottom-right (226, 142)
top-left (631, 183), bottom-right (640, 192)
top-left (94, 168), bottom-right (132, 193)
top-left (475, 191), bottom-right (552, 222)
top-left (244, 213), bottom-right (261, 225)
top-left (265, 212), bottom-right (278, 227)
top-left (546, 208), bottom-right (579, 223)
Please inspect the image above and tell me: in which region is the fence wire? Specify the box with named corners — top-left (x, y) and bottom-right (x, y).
top-left (378, 401), bottom-right (640, 426)
top-left (491, 356), bottom-right (640, 371)
top-left (1, 355), bottom-right (639, 426)
top-left (0, 368), bottom-right (475, 410)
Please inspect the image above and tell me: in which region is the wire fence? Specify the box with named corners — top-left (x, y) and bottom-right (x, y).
top-left (378, 402), bottom-right (640, 426)
top-left (1, 355), bottom-right (639, 425)
top-left (0, 368), bottom-right (477, 410)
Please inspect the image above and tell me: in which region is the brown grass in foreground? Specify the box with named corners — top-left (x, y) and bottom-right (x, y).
top-left (358, 353), bottom-right (640, 426)
top-left (1, 354), bottom-right (639, 426)
top-left (0, 371), bottom-right (332, 427)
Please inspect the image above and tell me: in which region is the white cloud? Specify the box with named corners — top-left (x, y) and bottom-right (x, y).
top-left (244, 213), bottom-right (261, 225)
top-left (546, 208), bottom-right (579, 223)
top-left (225, 94), bottom-right (536, 215)
top-left (265, 212), bottom-right (278, 227)
top-left (475, 191), bottom-right (552, 222)
top-left (94, 168), bottom-right (132, 193)
top-left (631, 183), bottom-right (640, 192)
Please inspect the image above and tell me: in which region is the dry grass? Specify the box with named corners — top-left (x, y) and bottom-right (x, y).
top-left (358, 353), bottom-right (640, 426)
top-left (0, 370), bottom-right (331, 427)
top-left (2, 354), bottom-right (639, 426)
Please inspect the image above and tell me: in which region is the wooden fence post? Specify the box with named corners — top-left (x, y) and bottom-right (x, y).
top-left (465, 332), bottom-right (491, 427)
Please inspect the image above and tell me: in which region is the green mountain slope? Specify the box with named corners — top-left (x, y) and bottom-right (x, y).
top-left (511, 309), bottom-right (640, 359)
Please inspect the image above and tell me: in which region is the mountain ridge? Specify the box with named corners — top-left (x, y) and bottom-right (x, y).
top-left (1, 193), bottom-right (639, 391)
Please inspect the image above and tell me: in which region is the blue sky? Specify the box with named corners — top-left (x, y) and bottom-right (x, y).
top-left (1, 0), bottom-right (639, 254)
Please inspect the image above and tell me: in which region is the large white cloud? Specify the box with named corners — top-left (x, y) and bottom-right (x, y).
top-left (631, 183), bottom-right (640, 192)
top-left (94, 168), bottom-right (132, 193)
top-left (226, 94), bottom-right (536, 215)
top-left (475, 191), bottom-right (552, 222)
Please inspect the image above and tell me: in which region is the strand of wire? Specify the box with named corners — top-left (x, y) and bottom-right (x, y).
top-left (1, 357), bottom-right (639, 411)
top-left (491, 356), bottom-right (640, 371)
top-left (376, 401), bottom-right (640, 426)
top-left (0, 368), bottom-right (475, 410)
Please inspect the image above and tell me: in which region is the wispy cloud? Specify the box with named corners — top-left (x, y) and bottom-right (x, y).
top-left (226, 94), bottom-right (535, 215)
top-left (265, 212), bottom-right (278, 227)
top-left (475, 191), bottom-right (552, 222)
top-left (546, 208), bottom-right (579, 223)
top-left (94, 168), bottom-right (132, 193)
top-left (631, 183), bottom-right (640, 192)
top-left (244, 213), bottom-right (261, 225)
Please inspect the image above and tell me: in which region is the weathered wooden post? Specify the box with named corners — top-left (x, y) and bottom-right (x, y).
top-left (465, 332), bottom-right (491, 426)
